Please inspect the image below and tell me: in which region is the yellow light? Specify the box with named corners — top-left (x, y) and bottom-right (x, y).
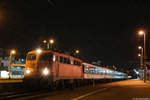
top-left (43, 40), bottom-right (47, 44)
top-left (43, 68), bottom-right (49, 75)
top-left (138, 46), bottom-right (142, 50)
top-left (75, 50), bottom-right (79, 54)
top-left (36, 49), bottom-right (42, 54)
top-left (138, 54), bottom-right (141, 57)
top-left (49, 39), bottom-right (54, 44)
top-left (138, 30), bottom-right (144, 36)
top-left (11, 50), bottom-right (16, 55)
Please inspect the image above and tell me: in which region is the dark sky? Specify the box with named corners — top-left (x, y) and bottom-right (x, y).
top-left (0, 0), bottom-right (150, 65)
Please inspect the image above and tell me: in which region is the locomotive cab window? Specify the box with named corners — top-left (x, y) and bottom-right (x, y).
top-left (27, 54), bottom-right (36, 60)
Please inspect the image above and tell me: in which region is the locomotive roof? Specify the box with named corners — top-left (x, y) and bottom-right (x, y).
top-left (27, 49), bottom-right (82, 61)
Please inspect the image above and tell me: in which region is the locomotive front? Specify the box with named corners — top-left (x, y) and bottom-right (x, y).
top-left (23, 49), bottom-right (54, 86)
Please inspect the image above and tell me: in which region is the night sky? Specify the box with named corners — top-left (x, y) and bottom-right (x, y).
top-left (0, 0), bottom-right (150, 65)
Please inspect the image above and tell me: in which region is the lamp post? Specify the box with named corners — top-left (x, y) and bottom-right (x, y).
top-left (138, 46), bottom-right (143, 67)
top-left (49, 39), bottom-right (54, 50)
top-left (43, 39), bottom-right (54, 50)
top-left (9, 50), bottom-right (16, 79)
top-left (138, 30), bottom-right (147, 82)
top-left (138, 47), bottom-right (143, 80)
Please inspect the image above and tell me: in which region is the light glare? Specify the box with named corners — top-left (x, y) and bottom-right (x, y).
top-left (138, 30), bottom-right (144, 35)
top-left (138, 54), bottom-right (141, 57)
top-left (138, 46), bottom-right (142, 50)
top-left (49, 39), bottom-right (54, 44)
top-left (11, 50), bottom-right (16, 55)
top-left (36, 49), bottom-right (42, 54)
top-left (43, 40), bottom-right (47, 44)
top-left (75, 50), bottom-right (79, 54)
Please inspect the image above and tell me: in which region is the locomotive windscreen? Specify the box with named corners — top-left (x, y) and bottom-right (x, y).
top-left (27, 54), bottom-right (36, 60)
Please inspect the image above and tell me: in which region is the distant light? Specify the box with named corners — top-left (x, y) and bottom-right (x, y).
top-left (36, 49), bottom-right (42, 54)
top-left (43, 40), bottom-right (47, 44)
top-left (49, 39), bottom-right (54, 44)
top-left (138, 46), bottom-right (142, 50)
top-left (138, 54), bottom-right (141, 57)
top-left (75, 50), bottom-right (79, 54)
top-left (11, 50), bottom-right (16, 55)
top-left (138, 30), bottom-right (145, 36)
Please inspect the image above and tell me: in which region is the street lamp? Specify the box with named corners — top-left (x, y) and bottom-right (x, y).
top-left (9, 50), bottom-right (16, 79)
top-left (138, 30), bottom-right (147, 82)
top-left (138, 53), bottom-right (141, 57)
top-left (74, 49), bottom-right (80, 58)
top-left (49, 39), bottom-right (54, 44)
top-left (75, 50), bottom-right (80, 54)
top-left (43, 39), bottom-right (55, 50)
top-left (43, 40), bottom-right (47, 44)
top-left (49, 39), bottom-right (54, 50)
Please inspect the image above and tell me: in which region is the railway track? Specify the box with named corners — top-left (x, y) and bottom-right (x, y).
top-left (0, 85), bottom-right (51, 100)
top-left (0, 82), bottom-right (61, 100)
top-left (0, 79), bottom-right (125, 100)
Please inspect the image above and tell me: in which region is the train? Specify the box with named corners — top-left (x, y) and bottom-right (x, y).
top-left (23, 49), bottom-right (128, 87)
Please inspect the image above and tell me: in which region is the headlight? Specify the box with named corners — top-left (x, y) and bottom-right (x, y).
top-left (43, 68), bottom-right (49, 75)
top-left (26, 69), bottom-right (30, 74)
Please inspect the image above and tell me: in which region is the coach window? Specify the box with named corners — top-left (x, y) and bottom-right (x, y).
top-left (60, 56), bottom-right (63, 63)
top-left (64, 57), bottom-right (67, 63)
top-left (77, 61), bottom-right (79, 66)
top-left (56, 56), bottom-right (58, 62)
top-left (70, 59), bottom-right (74, 64)
top-left (84, 66), bottom-right (89, 73)
top-left (78, 61), bottom-right (81, 66)
top-left (95, 68), bottom-right (98, 74)
top-left (67, 58), bottom-right (71, 64)
top-left (73, 60), bottom-right (76, 65)
top-left (82, 65), bottom-right (85, 73)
